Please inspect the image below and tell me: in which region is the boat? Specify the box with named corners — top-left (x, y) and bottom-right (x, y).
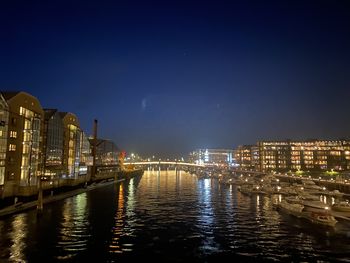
top-left (298, 193), bottom-right (320, 203)
top-left (250, 185), bottom-right (266, 194)
top-left (277, 186), bottom-right (298, 196)
top-left (118, 168), bottom-right (144, 180)
top-left (284, 196), bottom-right (303, 204)
top-left (332, 201), bottom-right (350, 212)
top-left (307, 212), bottom-right (338, 227)
top-left (302, 200), bottom-right (330, 213)
top-left (277, 200), bottom-right (304, 217)
top-left (238, 185), bottom-right (253, 196)
top-left (328, 190), bottom-right (345, 198)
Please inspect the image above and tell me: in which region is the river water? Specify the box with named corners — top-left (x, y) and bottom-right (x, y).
top-left (1, 170), bottom-right (350, 262)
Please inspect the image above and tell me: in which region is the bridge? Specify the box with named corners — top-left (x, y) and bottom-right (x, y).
top-left (123, 161), bottom-right (205, 167)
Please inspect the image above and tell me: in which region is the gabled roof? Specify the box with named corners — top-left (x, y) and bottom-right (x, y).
top-left (0, 91), bottom-right (21, 101)
top-left (0, 93), bottom-right (8, 108)
top-left (58, 112), bottom-right (80, 127)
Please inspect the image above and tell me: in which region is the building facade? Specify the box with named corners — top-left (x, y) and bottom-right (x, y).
top-left (189, 149), bottom-right (234, 167)
top-left (235, 140), bottom-right (350, 172)
top-left (258, 141), bottom-right (291, 172)
top-left (0, 91), bottom-right (119, 200)
top-left (0, 94), bottom-right (9, 198)
top-left (59, 112), bottom-right (81, 178)
top-left (234, 145), bottom-right (254, 169)
top-left (1, 92), bottom-right (44, 197)
top-left (79, 132), bottom-right (92, 176)
top-left (43, 109), bottom-right (65, 178)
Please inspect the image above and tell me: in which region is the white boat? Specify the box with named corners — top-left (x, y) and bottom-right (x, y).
top-left (307, 212), bottom-right (337, 227)
top-left (299, 193), bottom-right (320, 201)
top-left (278, 186), bottom-right (298, 196)
top-left (285, 196), bottom-right (303, 204)
top-left (302, 200), bottom-right (330, 213)
top-left (296, 193), bottom-right (332, 214)
top-left (332, 201), bottom-right (350, 212)
top-left (277, 200), bottom-right (304, 217)
top-left (328, 190), bottom-right (344, 198)
top-left (301, 180), bottom-right (324, 194)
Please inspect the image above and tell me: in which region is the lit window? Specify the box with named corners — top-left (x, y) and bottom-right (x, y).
top-left (10, 131), bottom-right (17, 138)
top-left (9, 144), bottom-right (16, 151)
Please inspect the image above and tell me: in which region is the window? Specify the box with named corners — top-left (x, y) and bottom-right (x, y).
top-left (0, 167), bottom-right (4, 185)
top-left (22, 144), bottom-right (30, 154)
top-left (7, 172), bottom-right (15, 180)
top-left (9, 144), bottom-right (16, 151)
top-left (10, 131), bottom-right (17, 138)
top-left (11, 118), bottom-right (16, 126)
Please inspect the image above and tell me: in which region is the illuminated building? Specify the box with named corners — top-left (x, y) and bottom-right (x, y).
top-left (79, 131), bottom-right (92, 175)
top-left (189, 149), bottom-right (234, 166)
top-left (234, 145), bottom-right (260, 170)
top-left (0, 94), bottom-right (8, 198)
top-left (235, 140), bottom-right (350, 172)
top-left (0, 91), bottom-right (44, 198)
top-left (59, 112), bottom-right (82, 178)
top-left (258, 141), bottom-right (291, 172)
top-left (43, 110), bottom-right (92, 178)
top-left (42, 109), bottom-right (64, 177)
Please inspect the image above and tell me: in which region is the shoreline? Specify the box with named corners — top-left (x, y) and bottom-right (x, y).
top-left (0, 178), bottom-right (125, 218)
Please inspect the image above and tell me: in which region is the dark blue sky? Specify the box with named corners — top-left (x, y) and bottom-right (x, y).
top-left (1, 0), bottom-right (350, 158)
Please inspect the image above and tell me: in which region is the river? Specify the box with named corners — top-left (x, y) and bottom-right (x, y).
top-left (0, 170), bottom-right (350, 262)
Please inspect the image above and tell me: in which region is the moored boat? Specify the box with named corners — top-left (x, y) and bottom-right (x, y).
top-left (332, 201), bottom-right (350, 212)
top-left (306, 212), bottom-right (338, 227)
top-left (328, 190), bottom-right (345, 198)
top-left (277, 200), bottom-right (304, 217)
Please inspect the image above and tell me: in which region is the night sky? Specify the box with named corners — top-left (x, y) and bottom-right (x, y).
top-left (1, 0), bottom-right (350, 158)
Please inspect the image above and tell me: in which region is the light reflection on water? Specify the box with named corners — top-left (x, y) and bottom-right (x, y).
top-left (0, 212), bottom-right (28, 262)
top-left (197, 178), bottom-right (218, 254)
top-left (10, 214), bottom-right (27, 262)
top-left (105, 170), bottom-right (350, 261)
top-left (1, 170), bottom-right (350, 262)
top-left (109, 184), bottom-right (125, 254)
top-left (56, 192), bottom-right (90, 260)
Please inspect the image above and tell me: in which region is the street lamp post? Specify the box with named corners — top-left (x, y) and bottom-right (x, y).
top-left (37, 176), bottom-right (43, 214)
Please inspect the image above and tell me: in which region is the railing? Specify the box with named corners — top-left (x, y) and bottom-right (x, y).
top-left (123, 161), bottom-right (205, 167)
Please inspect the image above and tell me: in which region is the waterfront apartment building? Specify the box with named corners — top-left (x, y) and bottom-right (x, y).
top-left (59, 112), bottom-right (82, 178)
top-left (234, 145), bottom-right (259, 170)
top-left (43, 109), bottom-right (93, 178)
top-left (43, 109), bottom-right (65, 178)
top-left (235, 140), bottom-right (350, 172)
top-left (0, 90), bottom-right (120, 200)
top-left (0, 92), bottom-right (44, 198)
top-left (0, 94), bottom-right (9, 198)
top-left (189, 149), bottom-right (234, 166)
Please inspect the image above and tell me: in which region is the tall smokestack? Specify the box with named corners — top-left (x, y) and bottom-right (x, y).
top-left (93, 119), bottom-right (98, 143)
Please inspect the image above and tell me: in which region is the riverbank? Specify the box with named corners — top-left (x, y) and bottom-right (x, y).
top-left (0, 178), bottom-right (125, 218)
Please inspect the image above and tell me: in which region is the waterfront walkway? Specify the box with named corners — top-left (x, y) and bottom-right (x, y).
top-left (0, 178), bottom-right (124, 218)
